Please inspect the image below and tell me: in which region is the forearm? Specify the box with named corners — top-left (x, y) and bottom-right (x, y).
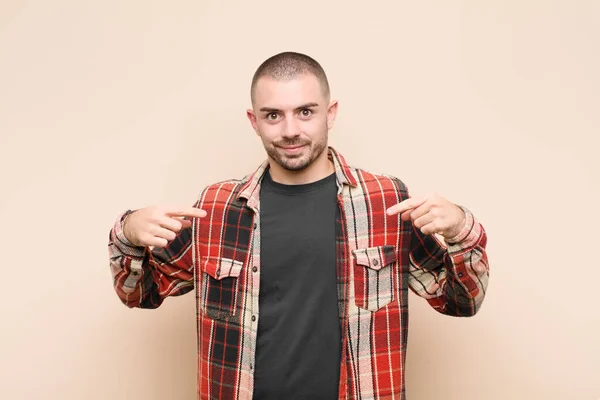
top-left (108, 210), bottom-right (156, 308)
top-left (409, 208), bottom-right (490, 316)
top-left (107, 201), bottom-right (200, 308)
top-left (444, 207), bottom-right (489, 313)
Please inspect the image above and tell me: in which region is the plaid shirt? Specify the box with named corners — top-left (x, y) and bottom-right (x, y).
top-left (108, 146), bottom-right (489, 400)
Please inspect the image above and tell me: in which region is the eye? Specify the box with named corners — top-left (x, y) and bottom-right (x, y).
top-left (300, 109), bottom-right (312, 117)
top-left (266, 112), bottom-right (279, 121)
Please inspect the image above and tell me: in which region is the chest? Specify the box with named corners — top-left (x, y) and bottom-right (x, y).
top-left (194, 185), bottom-right (410, 321)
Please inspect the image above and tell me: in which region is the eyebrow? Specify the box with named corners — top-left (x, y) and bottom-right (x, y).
top-left (259, 102), bottom-right (319, 113)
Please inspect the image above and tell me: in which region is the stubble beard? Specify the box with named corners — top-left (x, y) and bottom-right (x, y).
top-left (265, 130), bottom-right (328, 172)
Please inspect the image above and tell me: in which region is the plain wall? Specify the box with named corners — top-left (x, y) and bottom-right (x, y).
top-left (1, 1), bottom-right (598, 399)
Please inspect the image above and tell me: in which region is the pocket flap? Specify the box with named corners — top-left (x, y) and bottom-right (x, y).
top-left (352, 245), bottom-right (396, 271)
top-left (201, 257), bottom-right (244, 280)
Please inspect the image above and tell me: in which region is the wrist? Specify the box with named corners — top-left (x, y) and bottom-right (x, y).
top-left (440, 206), bottom-right (466, 240)
top-left (120, 210), bottom-right (140, 247)
top-left (444, 206), bottom-right (473, 244)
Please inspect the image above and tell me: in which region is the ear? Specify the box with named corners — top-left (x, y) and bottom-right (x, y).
top-left (326, 100), bottom-right (339, 131)
top-left (246, 109), bottom-right (259, 135)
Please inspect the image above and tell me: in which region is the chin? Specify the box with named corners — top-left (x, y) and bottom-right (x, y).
top-left (279, 158), bottom-right (311, 171)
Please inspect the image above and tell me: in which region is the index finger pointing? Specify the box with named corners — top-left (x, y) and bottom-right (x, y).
top-left (166, 207), bottom-right (207, 219)
top-left (386, 197), bottom-right (426, 216)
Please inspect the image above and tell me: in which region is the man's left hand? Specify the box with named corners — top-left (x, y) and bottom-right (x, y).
top-left (386, 194), bottom-right (466, 240)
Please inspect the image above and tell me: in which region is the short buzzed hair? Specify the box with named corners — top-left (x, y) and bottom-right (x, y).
top-left (250, 51), bottom-right (330, 104)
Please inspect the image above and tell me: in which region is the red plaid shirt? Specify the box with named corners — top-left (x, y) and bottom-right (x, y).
top-left (108, 146), bottom-right (489, 399)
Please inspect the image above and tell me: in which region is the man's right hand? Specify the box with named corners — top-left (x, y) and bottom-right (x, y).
top-left (123, 205), bottom-right (207, 248)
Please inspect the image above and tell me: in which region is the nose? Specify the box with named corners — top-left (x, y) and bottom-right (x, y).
top-left (281, 116), bottom-right (301, 139)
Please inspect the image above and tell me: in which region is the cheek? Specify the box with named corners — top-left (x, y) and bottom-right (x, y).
top-left (256, 121), bottom-right (280, 140)
top-left (303, 118), bottom-right (328, 137)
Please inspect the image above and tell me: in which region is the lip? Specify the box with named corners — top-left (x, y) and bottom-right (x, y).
top-left (279, 144), bottom-right (306, 152)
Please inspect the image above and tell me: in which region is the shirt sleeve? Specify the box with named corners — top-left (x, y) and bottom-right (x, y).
top-left (407, 205), bottom-right (490, 317)
top-left (107, 205), bottom-right (198, 309)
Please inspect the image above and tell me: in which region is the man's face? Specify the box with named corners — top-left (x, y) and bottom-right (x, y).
top-left (247, 73), bottom-right (337, 172)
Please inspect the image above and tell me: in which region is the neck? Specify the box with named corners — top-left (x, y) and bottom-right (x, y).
top-left (268, 150), bottom-right (335, 185)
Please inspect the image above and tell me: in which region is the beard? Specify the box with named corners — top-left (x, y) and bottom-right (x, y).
top-left (263, 130), bottom-right (328, 172)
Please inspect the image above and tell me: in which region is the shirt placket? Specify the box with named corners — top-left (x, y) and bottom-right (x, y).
top-left (246, 202), bottom-right (261, 397)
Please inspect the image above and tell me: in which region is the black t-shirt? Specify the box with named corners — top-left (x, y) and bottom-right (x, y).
top-left (252, 169), bottom-right (341, 400)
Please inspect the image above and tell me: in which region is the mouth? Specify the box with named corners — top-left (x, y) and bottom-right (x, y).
top-left (278, 144), bottom-right (306, 154)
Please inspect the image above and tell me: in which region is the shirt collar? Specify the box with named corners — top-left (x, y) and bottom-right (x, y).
top-left (238, 146), bottom-right (358, 209)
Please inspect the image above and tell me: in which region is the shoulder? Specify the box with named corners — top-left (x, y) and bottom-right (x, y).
top-left (347, 164), bottom-right (410, 196)
top-left (205, 176), bottom-right (248, 192)
top-left (195, 173), bottom-right (252, 205)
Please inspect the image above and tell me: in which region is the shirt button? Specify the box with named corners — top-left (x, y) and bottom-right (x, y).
top-left (458, 273), bottom-right (463, 278)
top-left (372, 259), bottom-right (379, 266)
top-left (132, 271), bottom-right (139, 276)
top-left (252, 266), bottom-right (258, 273)
top-left (252, 315), bottom-right (256, 322)
top-left (215, 270), bottom-right (220, 277)
top-left (253, 223), bottom-right (257, 229)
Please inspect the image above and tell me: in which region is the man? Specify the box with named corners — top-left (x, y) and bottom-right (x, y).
top-left (108, 51), bottom-right (489, 400)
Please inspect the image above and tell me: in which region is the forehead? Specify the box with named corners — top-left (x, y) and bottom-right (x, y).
top-left (253, 73), bottom-right (326, 109)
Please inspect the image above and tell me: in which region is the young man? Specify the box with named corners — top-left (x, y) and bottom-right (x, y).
top-left (108, 52), bottom-right (489, 400)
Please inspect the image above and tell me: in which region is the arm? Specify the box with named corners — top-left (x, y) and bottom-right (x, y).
top-left (108, 202), bottom-right (205, 309)
top-left (407, 206), bottom-right (489, 316)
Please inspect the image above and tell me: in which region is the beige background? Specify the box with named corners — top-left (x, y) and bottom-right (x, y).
top-left (1, 1), bottom-right (598, 399)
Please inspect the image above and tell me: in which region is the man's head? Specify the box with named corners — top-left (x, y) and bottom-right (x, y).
top-left (250, 52), bottom-right (330, 105)
top-left (247, 52), bottom-right (338, 177)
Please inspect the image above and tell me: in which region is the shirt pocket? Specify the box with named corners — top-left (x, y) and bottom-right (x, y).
top-left (352, 245), bottom-right (397, 312)
top-left (199, 256), bottom-right (244, 320)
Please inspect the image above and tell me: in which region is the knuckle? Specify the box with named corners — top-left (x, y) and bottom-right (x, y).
top-left (173, 220), bottom-right (183, 232)
top-left (149, 211), bottom-right (160, 222)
